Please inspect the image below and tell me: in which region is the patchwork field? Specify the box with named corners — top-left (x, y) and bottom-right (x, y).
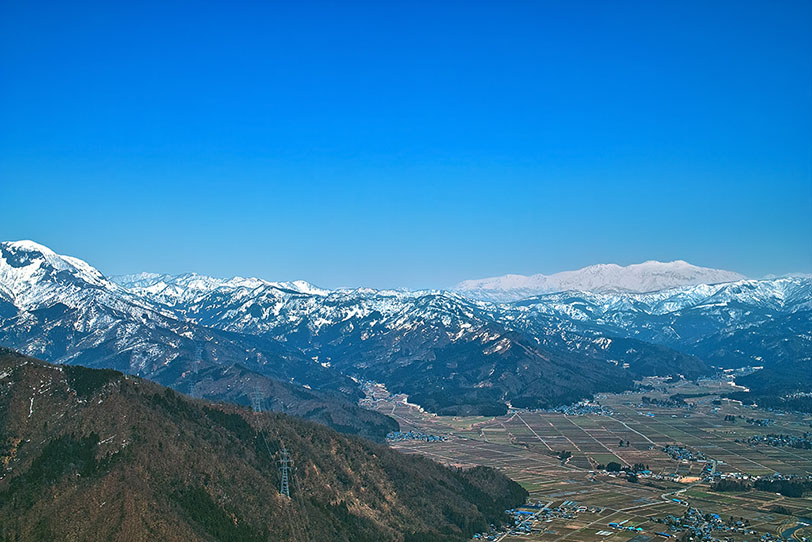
top-left (369, 379), bottom-right (812, 540)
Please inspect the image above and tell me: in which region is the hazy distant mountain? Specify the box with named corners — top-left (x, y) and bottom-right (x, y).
top-left (456, 260), bottom-right (747, 301)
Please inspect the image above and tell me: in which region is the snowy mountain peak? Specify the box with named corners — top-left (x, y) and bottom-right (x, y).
top-left (456, 260), bottom-right (747, 301)
top-left (0, 240), bottom-right (116, 303)
top-left (4, 240), bottom-right (55, 254)
top-left (110, 271), bottom-right (329, 307)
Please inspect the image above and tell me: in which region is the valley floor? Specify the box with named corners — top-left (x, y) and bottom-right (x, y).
top-left (366, 379), bottom-right (812, 541)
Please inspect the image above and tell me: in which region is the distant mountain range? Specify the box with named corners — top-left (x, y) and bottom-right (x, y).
top-left (456, 260), bottom-right (747, 301)
top-left (1, 240), bottom-right (809, 419)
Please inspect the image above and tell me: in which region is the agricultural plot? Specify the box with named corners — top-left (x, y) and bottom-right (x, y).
top-left (371, 381), bottom-right (812, 540)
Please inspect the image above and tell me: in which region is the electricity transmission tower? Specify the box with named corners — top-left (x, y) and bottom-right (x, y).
top-left (278, 447), bottom-right (293, 498)
top-left (250, 381), bottom-right (264, 414)
top-left (251, 390), bottom-right (263, 413)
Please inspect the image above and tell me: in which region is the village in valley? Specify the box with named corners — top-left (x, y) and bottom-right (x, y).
top-left (363, 376), bottom-right (812, 542)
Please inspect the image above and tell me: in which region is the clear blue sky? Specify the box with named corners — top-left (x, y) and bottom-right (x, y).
top-left (1, 1), bottom-right (810, 288)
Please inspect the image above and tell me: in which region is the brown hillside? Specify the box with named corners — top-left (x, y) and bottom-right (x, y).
top-left (0, 349), bottom-right (527, 542)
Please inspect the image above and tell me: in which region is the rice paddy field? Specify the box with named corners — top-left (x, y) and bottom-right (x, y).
top-left (370, 379), bottom-right (812, 541)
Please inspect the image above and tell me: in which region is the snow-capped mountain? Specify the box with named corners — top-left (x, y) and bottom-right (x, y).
top-left (507, 276), bottom-right (811, 327)
top-left (1, 240), bottom-right (128, 306)
top-left (0, 240), bottom-right (349, 392)
top-left (0, 240), bottom-right (809, 416)
top-left (456, 260), bottom-right (747, 301)
top-left (500, 276), bottom-right (812, 369)
top-left (0, 241), bottom-right (179, 355)
top-left (110, 272), bottom-right (328, 307)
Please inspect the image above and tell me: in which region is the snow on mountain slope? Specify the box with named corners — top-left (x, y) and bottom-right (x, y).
top-left (111, 274), bottom-right (711, 413)
top-left (2, 240), bottom-right (808, 413)
top-left (110, 272), bottom-right (328, 307)
top-left (107, 259), bottom-right (807, 381)
top-left (0, 241), bottom-right (346, 393)
top-left (0, 241), bottom-right (192, 371)
top-left (0, 240), bottom-right (171, 321)
top-left (1, 240), bottom-right (120, 303)
top-left (500, 276), bottom-right (812, 367)
top-left (510, 276), bottom-right (812, 318)
top-left (456, 260), bottom-right (747, 301)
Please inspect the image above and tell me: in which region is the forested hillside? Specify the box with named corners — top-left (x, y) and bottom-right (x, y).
top-left (0, 349), bottom-right (527, 542)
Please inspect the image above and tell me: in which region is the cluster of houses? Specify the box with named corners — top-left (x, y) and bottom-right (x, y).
top-left (512, 401), bottom-right (613, 416)
top-left (547, 401), bottom-right (614, 416)
top-left (593, 464), bottom-right (692, 483)
top-left (662, 444), bottom-right (708, 462)
top-left (736, 432), bottom-right (812, 450)
top-left (474, 501), bottom-right (602, 539)
top-left (635, 396), bottom-right (696, 410)
top-left (608, 519), bottom-right (644, 533)
top-left (642, 471), bottom-right (688, 483)
top-left (535, 500), bottom-right (599, 520)
top-left (472, 509), bottom-right (536, 539)
top-left (471, 533), bottom-right (499, 540)
top-left (504, 509), bottom-right (535, 535)
top-left (652, 508), bottom-right (763, 542)
top-left (744, 417), bottom-right (775, 427)
top-left (385, 430), bottom-right (446, 442)
top-left (710, 470), bottom-right (812, 483)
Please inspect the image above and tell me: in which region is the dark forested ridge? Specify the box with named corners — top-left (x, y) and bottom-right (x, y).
top-left (0, 350), bottom-right (527, 542)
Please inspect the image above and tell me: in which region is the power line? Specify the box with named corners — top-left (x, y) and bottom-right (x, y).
top-left (278, 446), bottom-right (293, 498)
top-left (252, 385), bottom-right (309, 540)
top-left (290, 466), bottom-right (313, 542)
top-left (251, 390), bottom-right (263, 413)
top-left (258, 431), bottom-right (302, 542)
top-left (250, 380), bottom-right (264, 414)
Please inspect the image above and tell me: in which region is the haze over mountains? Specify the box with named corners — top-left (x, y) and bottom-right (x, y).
top-left (456, 260), bottom-right (748, 301)
top-left (1, 240), bottom-right (810, 420)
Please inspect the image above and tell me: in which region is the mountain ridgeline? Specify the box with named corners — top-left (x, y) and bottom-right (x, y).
top-left (0, 349), bottom-right (528, 542)
top-left (1, 240), bottom-right (810, 419)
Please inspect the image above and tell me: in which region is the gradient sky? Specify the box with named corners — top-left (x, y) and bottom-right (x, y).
top-left (1, 1), bottom-right (810, 288)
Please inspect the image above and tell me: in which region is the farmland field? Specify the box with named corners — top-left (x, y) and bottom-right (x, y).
top-left (369, 378), bottom-right (812, 541)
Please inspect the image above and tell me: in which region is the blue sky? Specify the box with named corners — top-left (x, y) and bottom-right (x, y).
top-left (1, 1), bottom-right (810, 288)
